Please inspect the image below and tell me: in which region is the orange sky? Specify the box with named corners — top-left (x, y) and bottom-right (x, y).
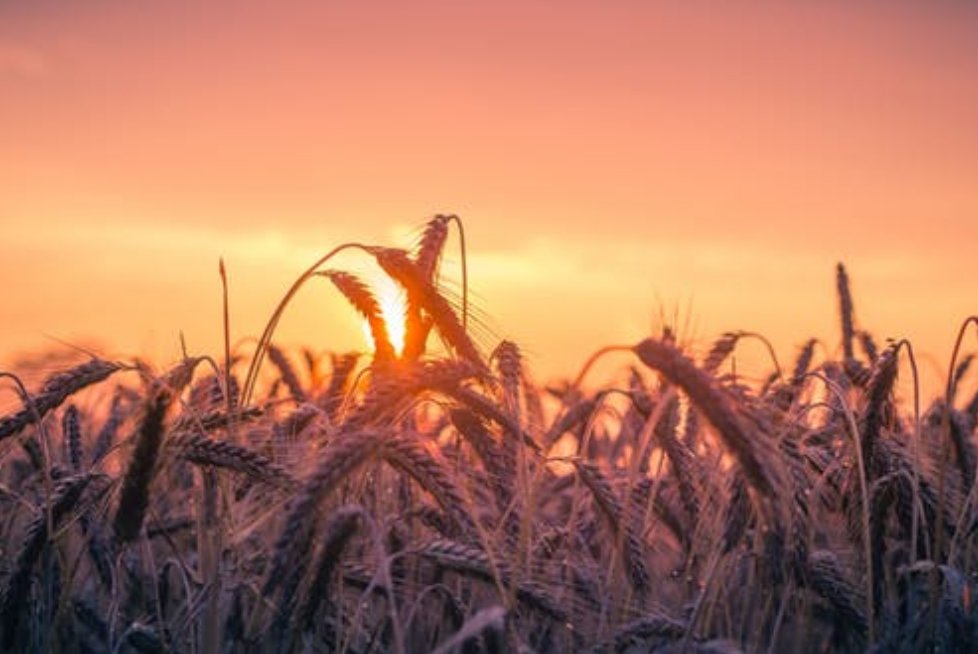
top-left (2, 1), bottom-right (977, 393)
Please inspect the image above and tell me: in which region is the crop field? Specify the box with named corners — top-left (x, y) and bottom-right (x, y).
top-left (2, 216), bottom-right (977, 653)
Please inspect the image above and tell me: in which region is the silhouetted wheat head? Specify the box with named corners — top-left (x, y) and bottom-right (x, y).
top-left (1, 218), bottom-right (976, 653)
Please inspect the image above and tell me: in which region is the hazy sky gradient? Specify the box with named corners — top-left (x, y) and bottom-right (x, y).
top-left (2, 1), bottom-right (977, 390)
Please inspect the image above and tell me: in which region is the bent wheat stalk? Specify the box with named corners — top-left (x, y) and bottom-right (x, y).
top-left (633, 338), bottom-right (776, 497)
top-left (243, 242), bottom-right (365, 406)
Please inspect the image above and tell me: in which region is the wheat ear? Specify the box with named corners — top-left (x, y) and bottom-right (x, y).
top-left (168, 431), bottom-right (297, 490)
top-left (62, 404), bottom-right (83, 471)
top-left (265, 429), bottom-right (386, 594)
top-left (0, 359), bottom-right (121, 443)
top-left (806, 550), bottom-right (867, 639)
top-left (573, 459), bottom-right (651, 595)
top-left (381, 434), bottom-right (475, 532)
top-left (296, 505), bottom-right (364, 629)
top-left (633, 338), bottom-right (776, 497)
top-left (836, 262), bottom-right (856, 363)
top-left (1, 473), bottom-right (95, 648)
top-left (418, 539), bottom-right (567, 622)
top-left (371, 247), bottom-right (485, 371)
top-left (862, 343), bottom-right (899, 481)
top-left (321, 270), bottom-right (397, 363)
top-left (113, 389), bottom-right (171, 543)
top-left (267, 344), bottom-right (308, 402)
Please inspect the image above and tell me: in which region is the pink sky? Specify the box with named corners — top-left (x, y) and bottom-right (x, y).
top-left (2, 1), bottom-right (977, 393)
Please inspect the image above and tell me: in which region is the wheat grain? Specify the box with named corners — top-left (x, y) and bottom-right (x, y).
top-left (62, 404), bottom-right (82, 471)
top-left (493, 340), bottom-right (522, 409)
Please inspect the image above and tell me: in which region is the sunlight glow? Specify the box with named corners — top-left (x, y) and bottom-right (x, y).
top-left (362, 273), bottom-right (408, 357)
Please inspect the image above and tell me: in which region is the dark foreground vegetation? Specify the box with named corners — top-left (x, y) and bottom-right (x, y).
top-left (2, 216), bottom-right (978, 653)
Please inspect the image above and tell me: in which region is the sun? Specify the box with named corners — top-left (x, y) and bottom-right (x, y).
top-left (361, 273), bottom-right (407, 357)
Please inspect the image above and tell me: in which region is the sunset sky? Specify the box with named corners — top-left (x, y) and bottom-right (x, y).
top-left (2, 1), bottom-right (977, 392)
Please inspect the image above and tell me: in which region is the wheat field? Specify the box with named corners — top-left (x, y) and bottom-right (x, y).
top-left (2, 215), bottom-right (977, 653)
